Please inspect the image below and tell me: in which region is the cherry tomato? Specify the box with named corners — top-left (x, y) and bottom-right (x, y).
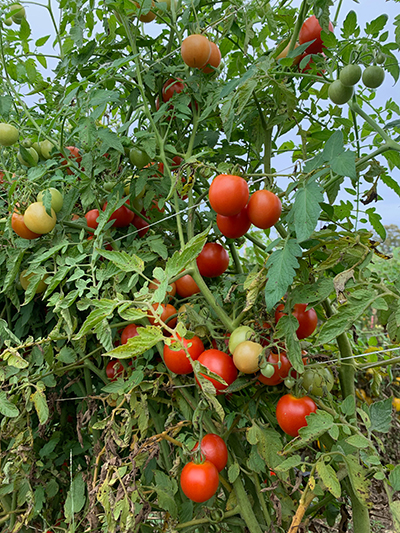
top-left (209, 174), bottom-right (249, 216)
top-left (162, 78), bottom-right (185, 102)
top-left (163, 334), bottom-right (204, 374)
top-left (18, 147), bottom-right (39, 167)
top-left (258, 351), bottom-right (292, 386)
top-left (24, 202), bottom-right (57, 234)
top-left (228, 326), bottom-right (255, 354)
top-left (85, 209), bottom-right (100, 229)
top-left (211, 333), bottom-right (230, 351)
top-left (275, 303), bottom-right (318, 339)
top-left (148, 279), bottom-right (177, 298)
top-left (362, 65), bottom-right (385, 89)
top-left (11, 212), bottom-right (40, 239)
top-left (37, 188), bottom-right (64, 213)
top-left (132, 212), bottom-right (150, 237)
top-left (247, 190), bottom-right (282, 229)
top-left (181, 34), bottom-right (211, 68)
top-left (275, 394), bottom-right (317, 437)
top-left (102, 202), bottom-right (134, 228)
top-left (158, 156), bottom-right (184, 175)
top-left (0, 123), bottom-right (19, 146)
top-left (60, 146), bottom-right (82, 175)
top-left (134, 0), bottom-right (156, 22)
top-left (194, 434), bottom-right (228, 471)
top-left (175, 274), bottom-right (200, 298)
top-left (202, 42), bottom-right (221, 74)
top-left (339, 64), bottom-right (362, 87)
top-left (328, 80), bottom-right (353, 105)
top-left (197, 242), bottom-right (229, 278)
top-left (233, 341), bottom-right (263, 374)
top-left (180, 460), bottom-right (219, 502)
top-left (196, 349), bottom-right (238, 394)
top-left (106, 359), bottom-right (125, 381)
top-left (148, 303), bottom-right (177, 328)
top-left (216, 205), bottom-right (251, 239)
top-left (121, 324), bottom-right (141, 345)
top-left (298, 15), bottom-right (334, 55)
top-left (129, 147), bottom-right (151, 169)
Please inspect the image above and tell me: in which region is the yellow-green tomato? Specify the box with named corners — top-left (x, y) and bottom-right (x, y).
top-left (39, 140), bottom-right (54, 159)
top-left (4, 17), bottom-right (12, 25)
top-left (228, 326), bottom-right (255, 354)
top-left (233, 341), bottom-right (263, 374)
top-left (17, 147), bottom-right (39, 167)
top-left (37, 188), bottom-right (63, 213)
top-left (0, 123), bottom-right (19, 146)
top-left (302, 368), bottom-right (334, 396)
top-left (19, 270), bottom-right (48, 293)
top-left (24, 202), bottom-right (57, 234)
top-left (10, 4), bottom-right (26, 23)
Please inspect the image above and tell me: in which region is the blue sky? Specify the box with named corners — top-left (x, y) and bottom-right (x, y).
top-left (19, 0), bottom-right (400, 230)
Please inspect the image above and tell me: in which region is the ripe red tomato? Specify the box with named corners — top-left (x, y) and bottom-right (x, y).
top-left (121, 324), bottom-right (141, 345)
top-left (132, 212), bottom-right (150, 237)
top-left (275, 303), bottom-right (318, 339)
top-left (175, 274), bottom-right (200, 298)
top-left (102, 202), bottom-right (134, 228)
top-left (275, 394), bottom-right (317, 437)
top-left (60, 146), bottom-right (82, 175)
top-left (197, 242), bottom-right (229, 278)
top-left (11, 212), bottom-right (40, 239)
top-left (247, 190), bottom-right (282, 229)
top-left (85, 209), bottom-right (100, 229)
top-left (209, 174), bottom-right (249, 216)
top-left (158, 156), bottom-right (184, 175)
top-left (202, 42), bottom-right (221, 74)
top-left (180, 460), bottom-right (219, 502)
top-left (162, 78), bottom-right (185, 102)
top-left (163, 334), bottom-right (204, 374)
top-left (258, 351), bottom-right (292, 386)
top-left (194, 433), bottom-right (228, 472)
top-left (298, 15), bottom-right (334, 55)
top-left (106, 359), bottom-right (125, 381)
top-left (181, 34), bottom-right (211, 68)
top-left (196, 349), bottom-right (238, 394)
top-left (216, 205), bottom-right (251, 239)
top-left (148, 303), bottom-right (177, 328)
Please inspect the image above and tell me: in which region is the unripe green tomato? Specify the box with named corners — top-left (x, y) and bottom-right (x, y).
top-left (10, 4), bottom-right (26, 23)
top-left (19, 270), bottom-right (48, 293)
top-left (0, 123), bottom-right (19, 146)
top-left (228, 326), bottom-right (255, 354)
top-left (284, 376), bottom-right (296, 389)
top-left (376, 53), bottom-right (385, 65)
top-left (39, 140), bottom-right (54, 159)
top-left (4, 17), bottom-right (12, 25)
top-left (132, 196), bottom-right (144, 211)
top-left (21, 138), bottom-right (32, 148)
top-left (129, 147), bottom-right (151, 169)
top-left (328, 80), bottom-right (353, 105)
top-left (339, 64), bottom-right (362, 87)
top-left (302, 367), bottom-right (334, 396)
top-left (17, 147), bottom-right (39, 167)
top-left (260, 363), bottom-right (275, 379)
top-left (362, 65), bottom-right (385, 89)
top-left (37, 188), bottom-right (64, 213)
top-left (104, 181), bottom-right (116, 192)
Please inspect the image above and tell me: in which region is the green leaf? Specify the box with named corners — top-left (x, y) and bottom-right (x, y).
top-left (98, 250), bottom-right (144, 273)
top-left (274, 455), bottom-right (302, 472)
top-left (275, 314), bottom-right (303, 373)
top-left (246, 423), bottom-right (283, 469)
top-left (341, 395), bottom-right (356, 416)
top-left (365, 14), bottom-right (388, 36)
top-left (165, 228), bottom-right (209, 279)
top-left (35, 35), bottom-right (50, 46)
top-left (292, 180), bottom-right (324, 243)
top-left (31, 389), bottom-right (49, 425)
top-left (97, 128), bottom-right (124, 154)
top-left (365, 208), bottom-right (386, 241)
top-left (389, 464), bottom-right (400, 491)
top-left (76, 299), bottom-right (118, 338)
top-left (330, 150), bottom-right (357, 180)
top-left (153, 471), bottom-right (178, 518)
top-left (64, 472), bottom-right (86, 521)
top-left (0, 95), bottom-right (13, 117)
top-left (390, 501), bottom-right (400, 532)
top-left (228, 462), bottom-right (240, 483)
top-left (264, 239), bottom-right (302, 311)
top-left (0, 318), bottom-right (21, 345)
top-left (341, 10), bottom-right (358, 39)
top-left (322, 130), bottom-right (344, 161)
top-left (344, 455), bottom-right (370, 506)
top-left (104, 326), bottom-right (163, 359)
top-left (345, 434), bottom-right (371, 449)
top-left (0, 392), bottom-right (20, 418)
top-left (381, 172), bottom-right (400, 198)
top-left (316, 461), bottom-right (341, 498)
top-left (369, 398), bottom-right (392, 433)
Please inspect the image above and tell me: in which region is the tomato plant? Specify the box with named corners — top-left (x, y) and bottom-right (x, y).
top-left (195, 433), bottom-right (228, 472)
top-left (275, 394), bottom-right (317, 437)
top-left (275, 303), bottom-right (318, 339)
top-left (148, 303), bottom-right (177, 328)
top-left (196, 242), bottom-right (229, 278)
top-left (163, 334), bottom-right (204, 374)
top-left (181, 34), bottom-right (211, 68)
top-left (209, 174), bottom-right (249, 216)
top-left (148, 279), bottom-right (177, 298)
top-left (196, 349), bottom-right (237, 394)
top-left (180, 460), bottom-right (219, 503)
top-left (247, 190), bottom-right (282, 229)
top-left (298, 15), bottom-right (334, 55)
top-left (175, 274), bottom-right (200, 298)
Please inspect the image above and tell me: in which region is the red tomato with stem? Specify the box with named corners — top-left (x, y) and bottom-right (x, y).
top-left (209, 174), bottom-right (249, 216)
top-left (247, 190), bottom-right (282, 229)
top-left (197, 242), bottom-right (229, 278)
top-left (180, 460), bottom-right (219, 503)
top-left (175, 274), bottom-right (200, 298)
top-left (216, 205), bottom-right (251, 239)
top-left (132, 211), bottom-right (150, 237)
top-left (258, 351), bottom-right (292, 386)
top-left (275, 394), bottom-right (317, 437)
top-left (298, 15), bottom-right (334, 55)
top-left (85, 209), bottom-right (100, 229)
top-left (163, 334), bottom-right (204, 374)
top-left (121, 324), bottom-right (141, 345)
top-left (162, 78), bottom-right (185, 102)
top-left (275, 303), bottom-right (318, 339)
top-left (102, 202), bottom-right (134, 228)
top-left (196, 349), bottom-right (238, 394)
top-left (11, 212), bottom-right (40, 239)
top-left (194, 433), bottom-right (228, 471)
top-left (148, 303), bottom-right (177, 328)
top-left (106, 359), bottom-right (125, 381)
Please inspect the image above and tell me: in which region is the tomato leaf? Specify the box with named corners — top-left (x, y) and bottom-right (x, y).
top-left (282, 411), bottom-right (334, 455)
top-left (153, 471), bottom-right (178, 518)
top-left (341, 10), bottom-right (358, 39)
top-left (0, 391), bottom-right (20, 418)
top-left (291, 180), bottom-right (324, 243)
top-left (316, 460), bottom-right (341, 498)
top-left (369, 397), bottom-right (392, 434)
top-left (264, 239), bottom-right (302, 311)
top-left (104, 326), bottom-right (163, 359)
top-left (165, 227), bottom-right (209, 279)
top-left (389, 465), bottom-right (400, 491)
top-left (64, 472), bottom-right (86, 521)
top-left (274, 455), bottom-right (302, 472)
top-left (31, 389), bottom-right (49, 425)
top-left (98, 250), bottom-right (144, 273)
top-left (343, 455), bottom-right (370, 506)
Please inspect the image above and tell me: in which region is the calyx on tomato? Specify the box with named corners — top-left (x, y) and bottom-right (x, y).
top-left (275, 303), bottom-right (318, 339)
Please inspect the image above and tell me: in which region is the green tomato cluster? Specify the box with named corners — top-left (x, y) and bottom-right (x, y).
top-left (328, 62), bottom-right (385, 106)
